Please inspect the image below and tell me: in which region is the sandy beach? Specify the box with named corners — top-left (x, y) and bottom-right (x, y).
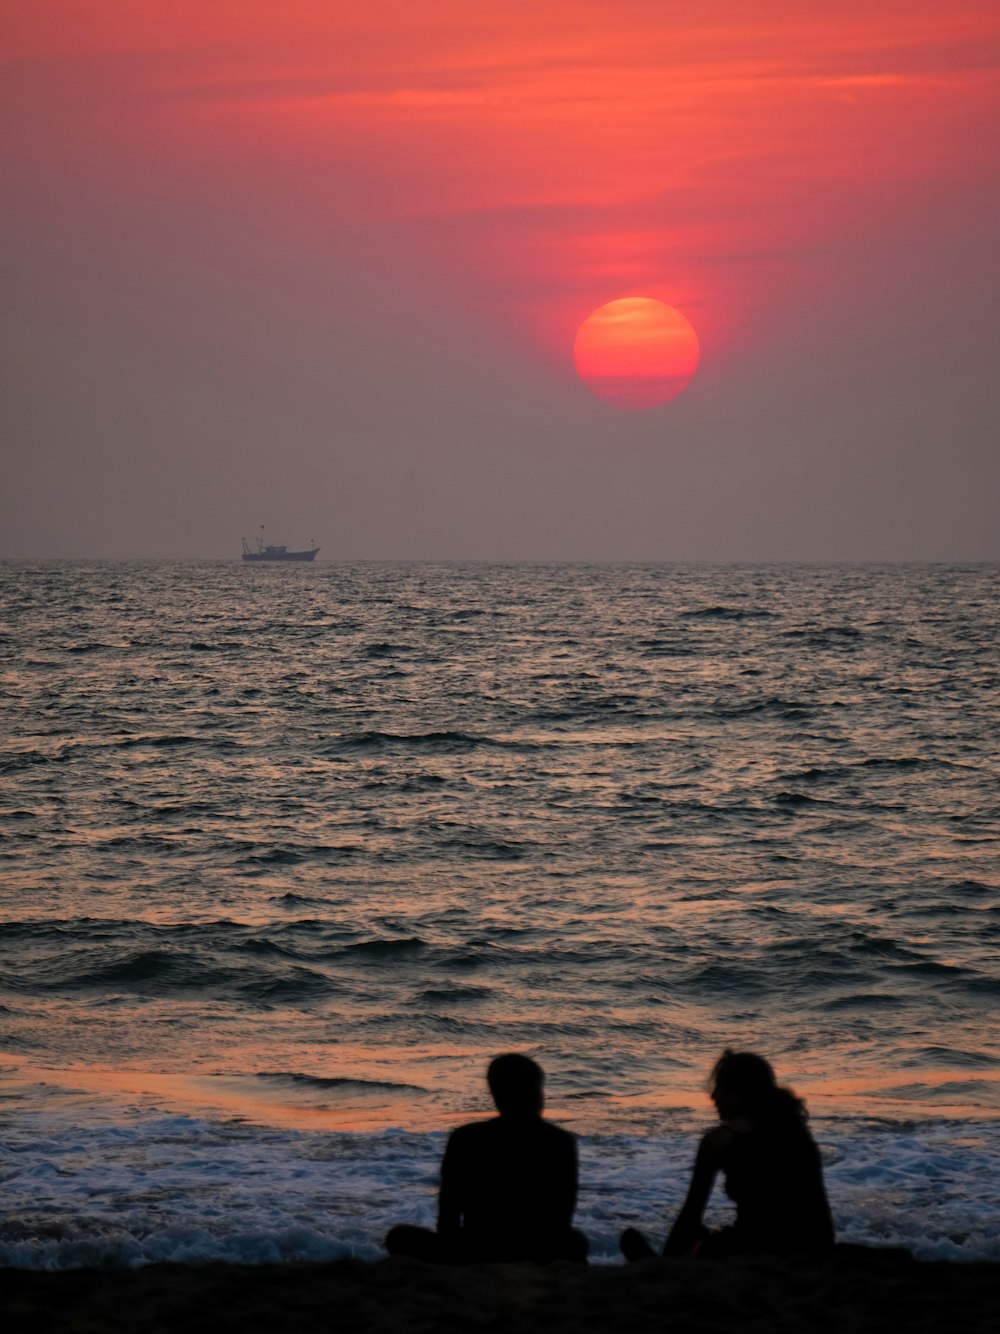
top-left (3, 1249), bottom-right (999, 1334)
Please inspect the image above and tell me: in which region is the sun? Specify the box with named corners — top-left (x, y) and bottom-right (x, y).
top-left (573, 297), bottom-right (700, 410)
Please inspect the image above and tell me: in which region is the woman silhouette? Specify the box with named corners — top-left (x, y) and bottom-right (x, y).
top-left (622, 1050), bottom-right (834, 1259)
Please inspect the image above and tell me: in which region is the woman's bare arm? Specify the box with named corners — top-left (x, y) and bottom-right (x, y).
top-left (663, 1125), bottom-right (734, 1255)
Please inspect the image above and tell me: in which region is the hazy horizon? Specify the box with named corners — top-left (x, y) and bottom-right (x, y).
top-left (3, 554), bottom-right (999, 567)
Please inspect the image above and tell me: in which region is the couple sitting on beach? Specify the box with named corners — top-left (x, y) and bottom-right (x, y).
top-left (386, 1050), bottom-right (834, 1265)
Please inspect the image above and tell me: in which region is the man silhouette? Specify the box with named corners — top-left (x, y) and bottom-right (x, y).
top-left (385, 1053), bottom-right (587, 1263)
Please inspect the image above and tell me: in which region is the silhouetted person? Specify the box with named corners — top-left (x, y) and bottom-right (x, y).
top-left (386, 1053), bottom-right (588, 1263)
top-left (621, 1050), bottom-right (834, 1260)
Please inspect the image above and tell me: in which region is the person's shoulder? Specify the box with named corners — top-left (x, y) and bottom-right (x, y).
top-left (455, 1115), bottom-right (575, 1148)
top-left (448, 1117), bottom-right (501, 1145)
top-left (538, 1117), bottom-right (576, 1145)
top-left (698, 1123), bottom-right (739, 1158)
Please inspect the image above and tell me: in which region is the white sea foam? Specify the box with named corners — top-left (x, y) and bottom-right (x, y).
top-left (1, 1108), bottom-right (997, 1269)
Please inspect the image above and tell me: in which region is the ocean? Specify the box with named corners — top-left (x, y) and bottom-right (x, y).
top-left (1, 560), bottom-right (997, 1267)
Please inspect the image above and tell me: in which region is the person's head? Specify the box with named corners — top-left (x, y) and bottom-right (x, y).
top-left (487, 1053), bottom-right (544, 1116)
top-left (709, 1049), bottom-right (805, 1125)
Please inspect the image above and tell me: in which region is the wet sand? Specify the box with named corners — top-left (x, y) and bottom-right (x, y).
top-left (3, 1249), bottom-right (998, 1333)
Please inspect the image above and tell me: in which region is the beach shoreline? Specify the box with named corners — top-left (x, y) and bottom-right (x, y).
top-left (3, 1249), bottom-right (999, 1334)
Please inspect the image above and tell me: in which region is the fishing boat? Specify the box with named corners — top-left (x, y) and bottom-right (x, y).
top-left (241, 527), bottom-right (319, 562)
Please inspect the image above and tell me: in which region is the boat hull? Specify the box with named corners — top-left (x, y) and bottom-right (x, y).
top-left (242, 548), bottom-right (319, 562)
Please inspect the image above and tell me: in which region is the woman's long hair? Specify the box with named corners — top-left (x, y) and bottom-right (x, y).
top-left (710, 1050), bottom-right (807, 1127)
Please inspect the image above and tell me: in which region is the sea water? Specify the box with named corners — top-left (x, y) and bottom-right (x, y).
top-left (1, 560), bottom-right (997, 1266)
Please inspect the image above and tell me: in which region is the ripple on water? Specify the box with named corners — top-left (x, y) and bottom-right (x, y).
top-left (0, 560), bottom-right (996, 1128)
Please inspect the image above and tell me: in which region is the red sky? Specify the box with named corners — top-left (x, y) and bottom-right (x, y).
top-left (2, 1), bottom-right (998, 558)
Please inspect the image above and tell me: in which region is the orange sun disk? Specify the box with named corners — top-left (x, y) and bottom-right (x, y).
top-left (573, 297), bottom-right (700, 410)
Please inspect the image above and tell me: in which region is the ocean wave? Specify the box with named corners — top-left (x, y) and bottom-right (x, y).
top-left (781, 625), bottom-right (863, 641)
top-left (1, 1113), bottom-right (998, 1269)
top-left (255, 1072), bottom-right (427, 1093)
top-left (361, 641), bottom-right (412, 658)
top-left (887, 959), bottom-right (970, 978)
top-left (965, 975), bottom-right (1000, 995)
top-left (417, 986), bottom-right (492, 1003)
top-left (4, 940), bottom-right (338, 1001)
top-left (818, 991), bottom-right (909, 1011)
top-left (0, 919), bottom-right (86, 941)
top-left (35, 947), bottom-right (244, 992)
top-left (708, 696), bottom-right (813, 719)
top-left (773, 790), bottom-right (833, 805)
top-left (679, 606), bottom-right (779, 620)
top-left (0, 1223), bottom-right (364, 1271)
top-left (901, 1047), bottom-right (1000, 1070)
top-left (675, 961), bottom-right (775, 996)
top-left (0, 750), bottom-right (60, 774)
top-left (326, 730), bottom-right (496, 753)
top-left (447, 607), bottom-right (507, 620)
top-left (269, 892), bottom-right (343, 908)
top-left (118, 734), bottom-right (200, 748)
top-left (229, 841), bottom-right (365, 867)
top-left (858, 756), bottom-right (925, 770)
top-left (242, 846), bottom-right (309, 866)
top-left (949, 880), bottom-right (995, 897)
top-left (344, 937), bottom-right (427, 957)
top-left (636, 638), bottom-right (691, 656)
top-left (434, 837), bottom-right (527, 859)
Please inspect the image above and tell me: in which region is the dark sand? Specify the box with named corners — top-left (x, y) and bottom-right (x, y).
top-left (3, 1249), bottom-right (999, 1334)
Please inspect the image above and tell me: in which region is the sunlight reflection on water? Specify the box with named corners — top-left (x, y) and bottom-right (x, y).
top-left (1, 560), bottom-right (997, 1136)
